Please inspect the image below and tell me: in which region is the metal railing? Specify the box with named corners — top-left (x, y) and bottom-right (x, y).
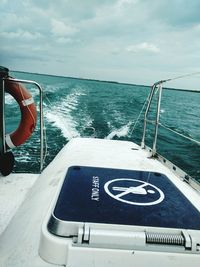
top-left (2, 77), bottom-right (44, 172)
top-left (0, 67), bottom-right (8, 157)
top-left (141, 80), bottom-right (164, 155)
top-left (140, 79), bottom-right (200, 188)
top-left (141, 79), bottom-right (200, 156)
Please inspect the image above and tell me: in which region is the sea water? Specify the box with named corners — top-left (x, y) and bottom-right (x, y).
top-left (5, 71), bottom-right (200, 181)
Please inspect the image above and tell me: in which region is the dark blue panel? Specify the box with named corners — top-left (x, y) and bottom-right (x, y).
top-left (53, 166), bottom-right (200, 229)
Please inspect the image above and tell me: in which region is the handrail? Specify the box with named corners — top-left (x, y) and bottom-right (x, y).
top-left (159, 122), bottom-right (200, 145)
top-left (141, 84), bottom-right (157, 149)
top-left (141, 79), bottom-right (200, 156)
top-left (0, 67), bottom-right (9, 157)
top-left (141, 80), bottom-right (165, 153)
top-left (4, 77), bottom-right (44, 172)
top-left (1, 79), bottom-right (6, 154)
top-left (152, 84), bottom-right (163, 155)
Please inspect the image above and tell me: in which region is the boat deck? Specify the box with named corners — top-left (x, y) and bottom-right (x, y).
top-left (0, 173), bottom-right (38, 235)
top-left (0, 138), bottom-right (200, 267)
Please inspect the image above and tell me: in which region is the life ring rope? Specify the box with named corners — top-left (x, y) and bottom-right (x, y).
top-left (17, 82), bottom-right (37, 128)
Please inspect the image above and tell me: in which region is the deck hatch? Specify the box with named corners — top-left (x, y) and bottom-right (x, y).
top-left (48, 166), bottom-right (200, 237)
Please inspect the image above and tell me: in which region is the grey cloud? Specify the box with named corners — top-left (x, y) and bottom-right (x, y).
top-left (0, 0), bottom-right (200, 88)
top-left (142, 0), bottom-right (200, 28)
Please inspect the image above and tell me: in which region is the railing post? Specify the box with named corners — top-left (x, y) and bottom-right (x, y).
top-left (152, 84), bottom-right (163, 156)
top-left (0, 66), bottom-right (9, 155)
top-left (141, 85), bottom-right (156, 148)
top-left (0, 66), bottom-right (15, 176)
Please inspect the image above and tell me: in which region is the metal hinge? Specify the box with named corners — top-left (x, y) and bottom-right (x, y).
top-left (77, 224), bottom-right (145, 249)
top-left (76, 224), bottom-right (199, 253)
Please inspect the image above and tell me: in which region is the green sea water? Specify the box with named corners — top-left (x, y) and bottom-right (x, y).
top-left (5, 71), bottom-right (200, 181)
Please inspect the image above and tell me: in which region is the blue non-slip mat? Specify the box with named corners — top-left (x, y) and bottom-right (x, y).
top-left (53, 166), bottom-right (200, 229)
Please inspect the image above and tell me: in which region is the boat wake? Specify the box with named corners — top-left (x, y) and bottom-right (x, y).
top-left (105, 122), bottom-right (132, 140)
top-left (44, 88), bottom-right (86, 140)
top-left (7, 71), bottom-right (199, 180)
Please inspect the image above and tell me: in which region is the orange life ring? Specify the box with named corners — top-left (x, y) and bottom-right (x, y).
top-left (4, 79), bottom-right (37, 148)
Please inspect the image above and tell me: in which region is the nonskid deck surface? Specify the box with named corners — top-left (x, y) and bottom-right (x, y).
top-left (49, 166), bottom-right (200, 235)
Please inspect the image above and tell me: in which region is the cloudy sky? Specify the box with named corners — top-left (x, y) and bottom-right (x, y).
top-left (1, 0), bottom-right (200, 88)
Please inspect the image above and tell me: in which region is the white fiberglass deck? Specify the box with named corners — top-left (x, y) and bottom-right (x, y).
top-left (0, 173), bottom-right (38, 235)
top-left (0, 138), bottom-right (200, 267)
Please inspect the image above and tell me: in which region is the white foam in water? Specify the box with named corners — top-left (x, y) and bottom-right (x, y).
top-left (5, 94), bottom-right (15, 105)
top-left (105, 122), bottom-right (132, 140)
top-left (46, 112), bottom-right (80, 140)
top-left (45, 83), bottom-right (69, 93)
top-left (16, 153), bottom-right (31, 163)
top-left (45, 89), bottom-right (85, 140)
